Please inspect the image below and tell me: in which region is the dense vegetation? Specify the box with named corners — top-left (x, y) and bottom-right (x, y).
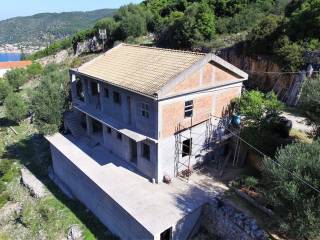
top-left (26, 0), bottom-right (320, 72)
top-left (0, 9), bottom-right (115, 46)
top-left (247, 0), bottom-right (320, 70)
top-left (263, 140), bottom-right (320, 238)
top-left (0, 63), bottom-right (69, 135)
top-left (67, 0), bottom-right (283, 50)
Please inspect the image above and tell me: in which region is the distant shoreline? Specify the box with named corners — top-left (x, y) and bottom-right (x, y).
top-left (0, 51), bottom-right (21, 54)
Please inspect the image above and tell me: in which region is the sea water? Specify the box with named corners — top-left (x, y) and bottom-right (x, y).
top-left (0, 53), bottom-right (21, 62)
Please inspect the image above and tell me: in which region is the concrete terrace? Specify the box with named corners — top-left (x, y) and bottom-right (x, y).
top-left (46, 133), bottom-right (225, 236)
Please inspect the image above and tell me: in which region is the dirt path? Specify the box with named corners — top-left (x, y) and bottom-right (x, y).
top-left (281, 111), bottom-right (313, 133)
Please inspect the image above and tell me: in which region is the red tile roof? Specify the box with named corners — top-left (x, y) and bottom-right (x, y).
top-left (0, 60), bottom-right (32, 69)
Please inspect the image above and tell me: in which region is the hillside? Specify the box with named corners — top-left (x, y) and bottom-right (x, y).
top-left (0, 8), bottom-right (116, 46)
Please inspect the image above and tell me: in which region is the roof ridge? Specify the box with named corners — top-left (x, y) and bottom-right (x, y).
top-left (121, 43), bottom-right (206, 56)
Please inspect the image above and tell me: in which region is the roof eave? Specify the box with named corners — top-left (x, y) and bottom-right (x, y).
top-left (211, 54), bottom-right (249, 79)
top-left (73, 70), bottom-right (159, 100)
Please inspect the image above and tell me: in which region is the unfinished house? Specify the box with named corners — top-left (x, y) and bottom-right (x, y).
top-left (47, 44), bottom-right (248, 240)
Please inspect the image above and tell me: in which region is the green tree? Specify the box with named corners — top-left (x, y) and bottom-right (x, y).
top-left (158, 1), bottom-right (215, 48)
top-left (248, 15), bottom-right (282, 54)
top-left (4, 93), bottom-right (28, 122)
top-left (0, 79), bottom-right (12, 104)
top-left (299, 75), bottom-right (320, 137)
top-left (113, 4), bottom-right (149, 40)
top-left (5, 68), bottom-right (28, 91)
top-left (234, 90), bottom-right (283, 124)
top-left (274, 36), bottom-right (305, 71)
top-left (262, 140), bottom-right (320, 238)
top-left (286, 0), bottom-right (320, 41)
top-left (31, 69), bottom-right (69, 135)
top-left (93, 17), bottom-right (118, 43)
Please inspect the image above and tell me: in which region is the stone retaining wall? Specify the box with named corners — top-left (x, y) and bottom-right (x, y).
top-left (201, 197), bottom-right (268, 240)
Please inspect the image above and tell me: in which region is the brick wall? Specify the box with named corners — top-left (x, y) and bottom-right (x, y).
top-left (160, 86), bottom-right (241, 138)
top-left (214, 87), bottom-right (241, 117)
top-left (171, 63), bottom-right (241, 94)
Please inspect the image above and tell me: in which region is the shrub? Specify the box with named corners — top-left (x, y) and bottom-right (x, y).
top-left (26, 62), bottom-right (43, 76)
top-left (28, 38), bottom-right (72, 60)
top-left (4, 93), bottom-right (28, 123)
top-left (0, 192), bottom-right (9, 209)
top-left (243, 176), bottom-right (258, 190)
top-left (262, 140), bottom-right (320, 238)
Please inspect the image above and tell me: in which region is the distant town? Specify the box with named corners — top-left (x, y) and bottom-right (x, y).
top-left (0, 43), bottom-right (44, 54)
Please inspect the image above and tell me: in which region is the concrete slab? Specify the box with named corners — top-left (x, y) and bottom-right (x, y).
top-left (46, 133), bottom-right (224, 236)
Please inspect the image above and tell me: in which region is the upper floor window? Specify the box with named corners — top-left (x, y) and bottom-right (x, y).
top-left (182, 138), bottom-right (192, 157)
top-left (106, 127), bottom-right (112, 134)
top-left (104, 88), bottom-right (109, 98)
top-left (142, 143), bottom-right (150, 160)
top-left (91, 82), bottom-right (99, 96)
top-left (184, 100), bottom-right (193, 118)
top-left (113, 91), bottom-right (121, 105)
top-left (141, 103), bottom-right (150, 118)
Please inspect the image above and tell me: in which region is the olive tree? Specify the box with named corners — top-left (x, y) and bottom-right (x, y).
top-left (0, 79), bottom-right (12, 104)
top-left (299, 75), bottom-right (320, 137)
top-left (30, 69), bottom-right (69, 135)
top-left (5, 68), bottom-right (27, 91)
top-left (262, 140), bottom-right (320, 238)
top-left (4, 93), bottom-right (28, 123)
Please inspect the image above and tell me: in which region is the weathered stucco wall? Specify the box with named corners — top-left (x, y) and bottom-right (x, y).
top-left (50, 144), bottom-right (154, 240)
top-left (50, 142), bottom-right (205, 240)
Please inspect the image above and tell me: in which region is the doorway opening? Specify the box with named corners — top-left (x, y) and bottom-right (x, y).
top-left (160, 227), bottom-right (172, 240)
top-left (129, 139), bottom-right (137, 164)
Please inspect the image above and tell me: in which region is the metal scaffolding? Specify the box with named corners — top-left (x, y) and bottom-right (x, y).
top-left (174, 114), bottom-right (241, 181)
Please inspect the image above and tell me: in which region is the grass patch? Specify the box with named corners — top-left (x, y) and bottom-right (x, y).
top-left (0, 192), bottom-right (10, 209)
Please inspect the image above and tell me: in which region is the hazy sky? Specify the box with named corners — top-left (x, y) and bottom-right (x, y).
top-left (0, 0), bottom-right (142, 20)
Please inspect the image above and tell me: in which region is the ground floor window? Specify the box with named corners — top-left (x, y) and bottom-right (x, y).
top-left (142, 143), bottom-right (150, 160)
top-left (182, 138), bottom-right (192, 157)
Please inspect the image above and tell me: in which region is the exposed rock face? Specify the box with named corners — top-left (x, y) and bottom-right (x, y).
top-left (201, 197), bottom-right (268, 240)
top-left (76, 37), bottom-right (103, 56)
top-left (20, 168), bottom-right (47, 198)
top-left (218, 46), bottom-right (294, 96)
top-left (67, 225), bottom-right (83, 240)
top-left (39, 49), bottom-right (71, 65)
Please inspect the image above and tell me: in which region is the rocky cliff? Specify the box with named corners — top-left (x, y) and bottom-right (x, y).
top-left (218, 46), bottom-right (294, 94)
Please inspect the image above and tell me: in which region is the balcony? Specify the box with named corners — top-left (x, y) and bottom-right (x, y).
top-left (73, 101), bottom-right (156, 143)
